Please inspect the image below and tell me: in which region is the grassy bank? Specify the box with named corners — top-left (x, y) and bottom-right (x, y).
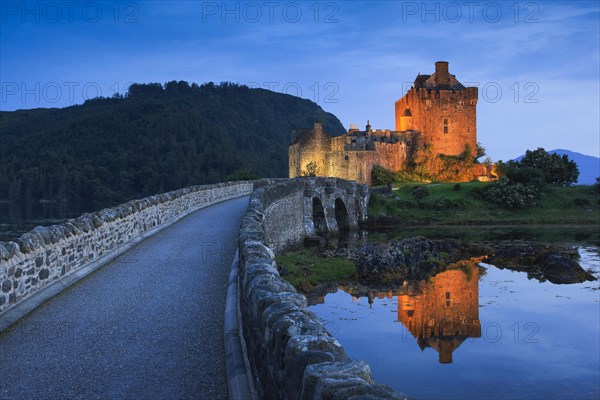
top-left (368, 182), bottom-right (600, 225)
top-left (275, 248), bottom-right (356, 292)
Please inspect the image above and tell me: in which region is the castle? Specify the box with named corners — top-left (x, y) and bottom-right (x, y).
top-left (289, 62), bottom-right (483, 184)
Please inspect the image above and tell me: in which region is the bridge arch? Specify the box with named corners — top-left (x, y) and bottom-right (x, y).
top-left (312, 197), bottom-right (328, 234)
top-left (334, 198), bottom-right (349, 231)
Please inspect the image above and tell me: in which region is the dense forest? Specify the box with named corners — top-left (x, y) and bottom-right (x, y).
top-left (0, 82), bottom-right (345, 202)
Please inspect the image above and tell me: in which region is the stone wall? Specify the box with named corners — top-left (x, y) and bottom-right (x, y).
top-left (289, 124), bottom-right (414, 186)
top-left (324, 142), bottom-right (411, 185)
top-left (0, 181), bottom-right (257, 314)
top-left (237, 177), bottom-right (407, 400)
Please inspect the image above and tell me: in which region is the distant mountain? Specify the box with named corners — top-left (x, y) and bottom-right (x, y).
top-left (514, 149), bottom-right (599, 185)
top-left (0, 81), bottom-right (346, 202)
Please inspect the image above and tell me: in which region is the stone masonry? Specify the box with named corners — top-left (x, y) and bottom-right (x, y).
top-left (0, 181), bottom-right (256, 314)
top-left (238, 177), bottom-right (409, 399)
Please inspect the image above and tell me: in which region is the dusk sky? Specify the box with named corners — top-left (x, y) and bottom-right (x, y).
top-left (1, 0), bottom-right (599, 161)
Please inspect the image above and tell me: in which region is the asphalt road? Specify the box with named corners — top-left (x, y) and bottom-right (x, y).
top-left (0, 196), bottom-right (250, 400)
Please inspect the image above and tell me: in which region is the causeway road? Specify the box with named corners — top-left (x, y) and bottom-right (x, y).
top-left (0, 196), bottom-right (250, 400)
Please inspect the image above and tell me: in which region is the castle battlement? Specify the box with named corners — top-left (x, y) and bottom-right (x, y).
top-left (404, 86), bottom-right (478, 101)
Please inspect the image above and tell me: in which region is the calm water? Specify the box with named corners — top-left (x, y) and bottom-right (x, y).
top-left (309, 247), bottom-right (600, 400)
top-left (0, 201), bottom-right (114, 242)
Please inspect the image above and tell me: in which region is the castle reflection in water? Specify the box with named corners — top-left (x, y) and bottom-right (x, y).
top-left (316, 262), bottom-right (482, 364)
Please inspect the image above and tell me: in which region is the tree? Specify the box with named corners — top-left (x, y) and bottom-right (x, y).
top-left (504, 166), bottom-right (546, 193)
top-left (412, 145), bottom-right (437, 178)
top-left (519, 148), bottom-right (579, 186)
top-left (302, 161), bottom-right (319, 177)
top-left (476, 142), bottom-right (486, 160)
top-left (226, 168), bottom-right (260, 181)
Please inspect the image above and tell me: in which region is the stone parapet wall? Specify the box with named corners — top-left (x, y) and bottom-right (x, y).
top-left (0, 181), bottom-right (259, 313)
top-left (238, 177), bottom-right (407, 400)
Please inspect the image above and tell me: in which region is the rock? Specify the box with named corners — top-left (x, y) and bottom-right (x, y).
top-left (484, 241), bottom-right (596, 284)
top-left (355, 237), bottom-right (472, 282)
top-left (14, 233), bottom-right (43, 253)
top-left (1, 279), bottom-right (12, 293)
top-left (541, 253), bottom-right (596, 284)
top-left (0, 241), bottom-right (20, 260)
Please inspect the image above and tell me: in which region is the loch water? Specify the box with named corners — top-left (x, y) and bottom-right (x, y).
top-left (309, 246), bottom-right (600, 400)
top-left (0, 201), bottom-right (114, 242)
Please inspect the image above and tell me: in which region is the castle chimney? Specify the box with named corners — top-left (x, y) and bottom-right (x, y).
top-left (435, 61), bottom-right (450, 85)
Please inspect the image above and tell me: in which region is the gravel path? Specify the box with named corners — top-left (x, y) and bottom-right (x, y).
top-left (0, 196), bottom-right (249, 400)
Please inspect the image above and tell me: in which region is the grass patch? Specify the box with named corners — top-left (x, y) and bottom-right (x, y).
top-left (367, 224), bottom-right (600, 245)
top-left (276, 248), bottom-right (357, 292)
top-left (368, 182), bottom-right (600, 226)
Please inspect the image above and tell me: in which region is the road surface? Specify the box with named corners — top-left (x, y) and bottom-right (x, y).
top-left (0, 196), bottom-right (249, 400)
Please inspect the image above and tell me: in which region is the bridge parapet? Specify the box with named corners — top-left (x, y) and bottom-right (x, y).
top-left (238, 177), bottom-right (407, 400)
top-left (0, 181), bottom-right (269, 316)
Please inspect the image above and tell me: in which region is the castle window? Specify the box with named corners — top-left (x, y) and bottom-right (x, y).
top-left (443, 118), bottom-right (448, 134)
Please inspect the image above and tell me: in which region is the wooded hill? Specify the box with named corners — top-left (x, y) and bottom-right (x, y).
top-left (0, 82), bottom-right (345, 202)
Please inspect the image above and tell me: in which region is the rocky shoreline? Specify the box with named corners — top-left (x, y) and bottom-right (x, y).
top-left (324, 236), bottom-right (597, 285)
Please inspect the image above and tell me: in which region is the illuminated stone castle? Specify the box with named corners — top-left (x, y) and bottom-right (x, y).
top-left (289, 62), bottom-right (481, 184)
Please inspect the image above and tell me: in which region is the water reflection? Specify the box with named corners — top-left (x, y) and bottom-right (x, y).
top-left (323, 262), bottom-right (482, 363)
top-left (396, 265), bottom-right (481, 364)
top-left (304, 229), bottom-right (367, 252)
top-left (309, 248), bottom-right (600, 399)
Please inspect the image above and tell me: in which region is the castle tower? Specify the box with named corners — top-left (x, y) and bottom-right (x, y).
top-left (395, 62), bottom-right (478, 157)
top-left (289, 122), bottom-right (331, 178)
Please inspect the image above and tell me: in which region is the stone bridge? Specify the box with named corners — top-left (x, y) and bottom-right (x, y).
top-left (0, 178), bottom-right (406, 400)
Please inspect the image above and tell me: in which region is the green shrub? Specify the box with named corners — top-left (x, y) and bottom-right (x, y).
top-left (412, 186), bottom-right (431, 201)
top-left (453, 183), bottom-right (462, 191)
top-left (371, 165), bottom-right (395, 186)
top-left (505, 166), bottom-right (546, 192)
top-left (433, 197), bottom-right (453, 210)
top-left (482, 177), bottom-right (539, 209)
top-left (226, 168), bottom-right (260, 181)
top-left (302, 161), bottom-right (319, 177)
top-left (574, 198), bottom-right (592, 207)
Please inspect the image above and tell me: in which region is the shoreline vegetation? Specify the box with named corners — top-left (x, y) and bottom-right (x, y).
top-left (276, 237), bottom-right (599, 295)
top-left (366, 182), bottom-right (599, 226)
